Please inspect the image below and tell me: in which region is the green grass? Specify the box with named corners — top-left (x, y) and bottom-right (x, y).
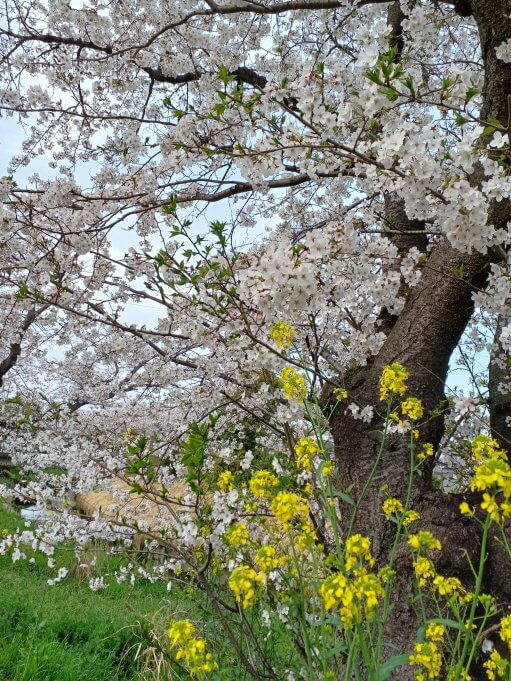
top-left (0, 505), bottom-right (297, 680)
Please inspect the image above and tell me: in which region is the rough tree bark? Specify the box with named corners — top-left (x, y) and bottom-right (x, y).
top-left (326, 1), bottom-right (511, 677)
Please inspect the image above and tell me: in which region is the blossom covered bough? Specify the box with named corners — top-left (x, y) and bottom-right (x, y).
top-left (1, 0), bottom-right (511, 678)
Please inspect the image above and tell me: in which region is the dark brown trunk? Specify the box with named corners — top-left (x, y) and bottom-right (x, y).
top-left (327, 1), bottom-right (511, 677)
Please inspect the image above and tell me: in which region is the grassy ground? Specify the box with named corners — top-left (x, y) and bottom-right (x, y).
top-left (0, 504), bottom-right (295, 681)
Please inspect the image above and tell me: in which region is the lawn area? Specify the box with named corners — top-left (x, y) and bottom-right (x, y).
top-left (0, 505), bottom-right (218, 680)
top-left (0, 505), bottom-right (295, 680)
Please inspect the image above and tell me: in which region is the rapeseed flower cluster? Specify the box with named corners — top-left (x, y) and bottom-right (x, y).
top-left (319, 536), bottom-right (388, 628)
top-left (465, 435), bottom-right (511, 523)
top-left (333, 387), bottom-right (348, 401)
top-left (319, 570), bottom-right (385, 628)
top-left (418, 443), bottom-right (434, 461)
top-left (168, 620), bottom-right (217, 676)
top-left (270, 491), bottom-right (309, 530)
top-left (345, 533), bottom-right (375, 571)
top-left (379, 362), bottom-right (409, 400)
top-left (280, 367), bottom-right (308, 400)
top-left (249, 470), bottom-right (279, 498)
top-left (409, 622), bottom-right (446, 679)
top-left (229, 565), bottom-right (263, 608)
top-left (401, 397), bottom-right (424, 421)
top-left (217, 470), bottom-right (234, 492)
top-left (295, 437), bottom-right (321, 471)
top-left (225, 522), bottom-right (250, 548)
top-left (255, 546), bottom-right (279, 571)
top-left (270, 322), bottom-right (296, 349)
top-left (382, 498), bottom-right (420, 526)
top-left (408, 531), bottom-right (442, 552)
top-left (484, 650), bottom-right (508, 680)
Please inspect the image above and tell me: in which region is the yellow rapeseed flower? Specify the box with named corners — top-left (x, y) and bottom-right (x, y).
top-left (403, 510), bottom-right (421, 526)
top-left (408, 531), bottom-right (442, 552)
top-left (401, 397), bottom-right (424, 421)
top-left (255, 546), bottom-right (279, 572)
top-left (270, 491), bottom-right (309, 530)
top-left (418, 443), bottom-right (434, 461)
top-left (333, 387), bottom-right (348, 401)
top-left (409, 641), bottom-right (442, 679)
top-left (459, 501), bottom-right (475, 516)
top-left (295, 437), bottom-right (321, 471)
top-left (413, 557), bottom-right (436, 587)
top-left (484, 649), bottom-right (508, 680)
top-left (225, 522), bottom-right (250, 548)
top-left (472, 434), bottom-right (506, 462)
top-left (229, 565), bottom-right (262, 608)
top-left (425, 622), bottom-right (446, 643)
top-left (500, 614), bottom-right (511, 651)
top-left (321, 462), bottom-right (334, 477)
top-left (345, 534), bottom-right (375, 572)
top-left (379, 362), bottom-right (409, 401)
top-left (280, 367), bottom-right (307, 400)
top-left (481, 493), bottom-right (501, 522)
top-left (176, 638), bottom-right (218, 676)
top-left (382, 497), bottom-right (404, 519)
top-left (270, 322), bottom-right (296, 349)
top-left (217, 470), bottom-right (234, 493)
top-left (249, 470), bottom-right (279, 498)
top-left (432, 575), bottom-right (465, 598)
top-left (168, 619), bottom-right (195, 648)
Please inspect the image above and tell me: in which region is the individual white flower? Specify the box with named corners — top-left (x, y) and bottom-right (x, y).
top-left (453, 395), bottom-right (478, 416)
top-left (496, 39), bottom-right (511, 63)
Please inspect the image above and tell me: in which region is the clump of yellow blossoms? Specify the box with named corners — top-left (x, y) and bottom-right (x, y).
top-left (418, 443), bottom-right (434, 461)
top-left (345, 534), bottom-right (375, 572)
top-left (379, 362), bottom-right (409, 400)
top-left (255, 546), bottom-right (279, 571)
top-left (271, 491), bottom-right (309, 531)
top-left (413, 557), bottom-right (436, 587)
top-left (280, 367), bottom-right (307, 400)
top-left (229, 565), bottom-right (263, 608)
top-left (217, 470), bottom-right (234, 492)
top-left (409, 623), bottom-right (445, 680)
top-left (382, 497), bottom-right (404, 519)
top-left (168, 619), bottom-right (195, 647)
top-left (484, 650), bottom-right (508, 680)
top-left (320, 537), bottom-right (387, 629)
top-left (408, 531), bottom-right (442, 552)
top-left (500, 614), bottom-right (511, 650)
top-left (333, 387), bottom-right (348, 401)
top-left (270, 322), bottom-right (296, 349)
top-left (322, 462), bottom-right (334, 477)
top-left (225, 522), bottom-right (250, 548)
top-left (401, 397), bottom-right (424, 421)
top-left (295, 437), bottom-right (321, 471)
top-left (382, 498), bottom-right (420, 526)
top-left (320, 571), bottom-right (385, 628)
top-left (168, 620), bottom-right (217, 676)
top-left (249, 470), bottom-right (279, 498)
top-left (466, 434), bottom-right (511, 523)
top-left (472, 434), bottom-right (506, 462)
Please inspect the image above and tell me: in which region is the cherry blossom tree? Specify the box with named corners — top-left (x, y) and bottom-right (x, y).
top-left (2, 0), bottom-right (511, 677)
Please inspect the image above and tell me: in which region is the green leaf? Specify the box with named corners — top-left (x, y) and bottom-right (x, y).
top-left (218, 66), bottom-right (235, 85)
top-left (325, 643), bottom-right (347, 659)
top-left (376, 654), bottom-right (410, 680)
top-left (331, 490), bottom-right (355, 506)
top-left (465, 86), bottom-right (478, 101)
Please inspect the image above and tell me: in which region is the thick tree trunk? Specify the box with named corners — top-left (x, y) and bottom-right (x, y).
top-left (489, 318), bottom-right (511, 450)
top-left (327, 1), bottom-right (511, 677)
